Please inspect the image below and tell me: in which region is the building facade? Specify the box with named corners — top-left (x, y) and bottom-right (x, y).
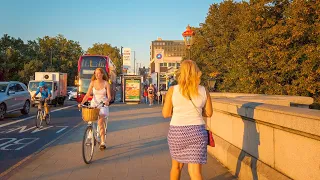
top-left (149, 38), bottom-right (185, 90)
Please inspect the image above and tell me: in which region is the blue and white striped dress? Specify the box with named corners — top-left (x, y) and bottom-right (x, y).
top-left (167, 85), bottom-right (208, 164)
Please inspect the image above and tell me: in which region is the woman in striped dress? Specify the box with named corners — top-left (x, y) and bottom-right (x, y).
top-left (162, 60), bottom-right (213, 180)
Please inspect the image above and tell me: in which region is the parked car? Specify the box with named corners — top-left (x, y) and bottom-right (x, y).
top-left (68, 87), bottom-right (77, 100)
top-left (0, 81), bottom-right (31, 120)
top-left (67, 86), bottom-right (76, 96)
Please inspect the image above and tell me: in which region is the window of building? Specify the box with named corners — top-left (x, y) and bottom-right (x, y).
top-left (177, 63), bottom-right (181, 67)
top-left (168, 63), bottom-right (175, 67)
top-left (160, 63), bottom-right (167, 67)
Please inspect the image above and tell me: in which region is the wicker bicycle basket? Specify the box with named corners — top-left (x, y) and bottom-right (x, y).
top-left (82, 107), bottom-right (100, 122)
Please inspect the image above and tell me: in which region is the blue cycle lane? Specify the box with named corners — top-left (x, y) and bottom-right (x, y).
top-left (0, 101), bottom-right (81, 175)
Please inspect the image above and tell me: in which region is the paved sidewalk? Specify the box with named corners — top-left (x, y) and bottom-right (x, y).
top-left (5, 104), bottom-right (236, 180)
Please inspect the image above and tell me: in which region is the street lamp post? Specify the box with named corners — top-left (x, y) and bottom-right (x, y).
top-left (133, 51), bottom-right (136, 75)
top-left (182, 25), bottom-right (195, 59)
top-left (50, 48), bottom-right (53, 66)
top-left (120, 46), bottom-right (123, 75)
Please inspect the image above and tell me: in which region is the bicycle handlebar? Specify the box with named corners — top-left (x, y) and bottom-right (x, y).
top-left (78, 102), bottom-right (108, 111)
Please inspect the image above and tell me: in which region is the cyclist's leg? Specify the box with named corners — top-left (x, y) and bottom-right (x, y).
top-left (98, 107), bottom-right (108, 147)
top-left (103, 106), bottom-right (109, 131)
top-left (105, 115), bottom-right (108, 132)
top-left (44, 101), bottom-right (50, 116)
top-left (38, 101), bottom-right (42, 111)
top-left (98, 115), bottom-right (106, 146)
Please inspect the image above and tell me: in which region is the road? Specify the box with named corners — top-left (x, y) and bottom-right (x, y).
top-left (0, 100), bottom-right (80, 174)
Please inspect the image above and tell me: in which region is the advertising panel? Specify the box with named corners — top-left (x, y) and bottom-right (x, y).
top-left (124, 79), bottom-right (141, 102)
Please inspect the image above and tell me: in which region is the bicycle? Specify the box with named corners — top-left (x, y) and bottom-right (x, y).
top-left (79, 102), bottom-right (108, 164)
top-left (34, 98), bottom-right (51, 128)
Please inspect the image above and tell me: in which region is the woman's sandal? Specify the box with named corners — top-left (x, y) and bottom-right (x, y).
top-left (99, 143), bottom-right (106, 150)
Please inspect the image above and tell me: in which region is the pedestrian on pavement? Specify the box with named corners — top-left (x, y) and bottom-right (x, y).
top-left (78, 67), bottom-right (111, 150)
top-left (147, 84), bottom-right (155, 106)
top-left (162, 60), bottom-right (213, 180)
top-left (143, 86), bottom-right (148, 104)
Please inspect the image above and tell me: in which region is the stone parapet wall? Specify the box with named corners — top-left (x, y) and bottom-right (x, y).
top-left (207, 98), bottom-right (320, 180)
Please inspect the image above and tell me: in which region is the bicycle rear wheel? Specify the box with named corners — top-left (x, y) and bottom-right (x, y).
top-left (82, 126), bottom-right (94, 164)
top-left (35, 111), bottom-right (42, 128)
top-left (45, 113), bottom-right (51, 125)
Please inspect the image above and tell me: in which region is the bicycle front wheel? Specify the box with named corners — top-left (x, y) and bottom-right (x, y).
top-left (35, 111), bottom-right (42, 128)
top-left (82, 126), bottom-right (94, 164)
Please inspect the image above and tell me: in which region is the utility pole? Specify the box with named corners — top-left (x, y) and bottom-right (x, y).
top-left (119, 46), bottom-right (123, 103)
top-left (120, 46), bottom-right (123, 75)
top-left (136, 62), bottom-right (139, 75)
top-left (50, 48), bottom-right (53, 66)
top-left (133, 51), bottom-right (136, 75)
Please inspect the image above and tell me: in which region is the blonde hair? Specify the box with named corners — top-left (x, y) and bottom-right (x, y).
top-left (177, 60), bottom-right (202, 98)
top-left (91, 68), bottom-right (108, 81)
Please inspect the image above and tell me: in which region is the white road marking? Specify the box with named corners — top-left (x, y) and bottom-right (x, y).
top-left (0, 138), bottom-right (39, 151)
top-left (0, 104), bottom-right (77, 128)
top-left (56, 126), bottom-right (68, 133)
top-left (31, 126), bottom-right (54, 133)
top-left (6, 126), bottom-right (36, 134)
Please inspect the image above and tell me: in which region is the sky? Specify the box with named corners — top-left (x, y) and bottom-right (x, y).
top-left (0, 0), bottom-right (224, 70)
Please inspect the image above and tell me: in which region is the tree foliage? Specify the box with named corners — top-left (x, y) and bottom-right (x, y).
top-left (0, 34), bottom-right (85, 85)
top-left (190, 0), bottom-right (320, 102)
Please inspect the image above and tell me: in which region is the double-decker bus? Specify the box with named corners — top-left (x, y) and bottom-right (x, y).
top-left (75, 55), bottom-right (117, 103)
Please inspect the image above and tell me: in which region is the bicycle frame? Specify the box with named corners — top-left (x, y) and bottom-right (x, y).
top-left (81, 103), bottom-right (108, 143)
top-left (35, 99), bottom-right (50, 128)
top-left (80, 102), bottom-right (108, 164)
top-left (86, 117), bottom-right (107, 144)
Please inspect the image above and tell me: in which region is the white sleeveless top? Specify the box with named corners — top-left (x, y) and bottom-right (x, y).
top-left (90, 81), bottom-right (107, 107)
top-left (170, 85), bottom-right (207, 126)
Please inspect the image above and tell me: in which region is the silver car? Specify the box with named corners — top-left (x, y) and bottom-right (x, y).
top-left (68, 87), bottom-right (77, 100)
top-left (0, 81), bottom-right (31, 120)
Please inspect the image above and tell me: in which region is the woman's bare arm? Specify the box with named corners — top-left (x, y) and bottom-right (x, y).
top-left (81, 81), bottom-right (94, 105)
top-left (202, 88), bottom-right (213, 117)
top-left (162, 86), bottom-right (174, 118)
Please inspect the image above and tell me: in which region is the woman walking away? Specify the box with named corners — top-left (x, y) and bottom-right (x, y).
top-left (162, 60), bottom-right (213, 180)
top-left (78, 68), bottom-right (111, 150)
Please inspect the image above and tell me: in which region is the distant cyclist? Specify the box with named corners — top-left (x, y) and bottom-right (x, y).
top-left (32, 81), bottom-right (51, 118)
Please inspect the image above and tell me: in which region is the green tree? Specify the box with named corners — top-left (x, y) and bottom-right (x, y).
top-left (0, 34), bottom-right (29, 81)
top-left (187, 0), bottom-right (320, 102)
top-left (18, 60), bottom-right (44, 83)
top-left (37, 34), bottom-right (83, 85)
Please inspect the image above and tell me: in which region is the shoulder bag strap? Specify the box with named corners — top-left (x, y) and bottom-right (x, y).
top-left (188, 92), bottom-right (211, 130)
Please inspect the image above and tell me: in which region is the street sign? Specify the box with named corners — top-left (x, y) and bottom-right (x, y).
top-left (123, 48), bottom-right (131, 67)
top-left (154, 49), bottom-right (164, 62)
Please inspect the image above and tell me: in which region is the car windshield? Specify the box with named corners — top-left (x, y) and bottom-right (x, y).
top-left (0, 84), bottom-right (8, 93)
top-left (67, 87), bottom-right (75, 91)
